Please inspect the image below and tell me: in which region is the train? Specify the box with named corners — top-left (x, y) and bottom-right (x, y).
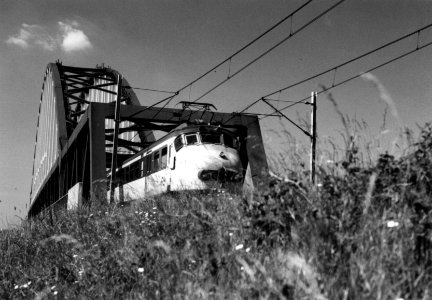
top-left (110, 124), bottom-right (244, 202)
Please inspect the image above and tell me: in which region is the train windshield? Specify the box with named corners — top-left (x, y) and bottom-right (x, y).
top-left (201, 133), bottom-right (221, 144)
top-left (175, 131), bottom-right (239, 151)
top-left (200, 132), bottom-right (238, 149)
top-left (185, 134), bottom-right (198, 145)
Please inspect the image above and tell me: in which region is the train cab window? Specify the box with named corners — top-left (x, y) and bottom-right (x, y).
top-left (161, 147), bottom-right (168, 169)
top-left (174, 135), bottom-right (184, 151)
top-left (201, 133), bottom-right (222, 144)
top-left (185, 134), bottom-right (198, 145)
top-left (153, 151), bottom-right (160, 171)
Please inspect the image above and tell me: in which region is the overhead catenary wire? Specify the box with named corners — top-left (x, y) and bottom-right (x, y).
top-left (231, 22), bottom-right (432, 121)
top-left (124, 86), bottom-right (177, 94)
top-left (190, 0), bottom-right (346, 104)
top-left (173, 0), bottom-right (315, 98)
top-left (261, 39), bottom-right (432, 120)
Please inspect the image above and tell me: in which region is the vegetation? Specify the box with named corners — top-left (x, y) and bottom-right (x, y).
top-left (1, 123), bottom-right (432, 299)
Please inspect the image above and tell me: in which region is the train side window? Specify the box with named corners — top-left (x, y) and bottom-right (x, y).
top-left (185, 134), bottom-right (198, 145)
top-left (161, 147), bottom-right (168, 169)
top-left (146, 155), bottom-right (152, 174)
top-left (174, 135), bottom-right (184, 151)
top-left (131, 161), bottom-right (140, 180)
top-left (153, 150), bottom-right (160, 171)
top-left (141, 158), bottom-right (145, 177)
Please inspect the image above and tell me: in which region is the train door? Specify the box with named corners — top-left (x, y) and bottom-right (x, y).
top-left (158, 146), bottom-right (169, 193)
top-left (167, 144), bottom-right (174, 191)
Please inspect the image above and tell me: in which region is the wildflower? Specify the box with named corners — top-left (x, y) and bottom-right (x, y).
top-left (235, 244), bottom-right (244, 250)
top-left (51, 285), bottom-right (56, 290)
top-left (387, 220), bottom-right (399, 228)
top-left (73, 254), bottom-right (78, 258)
top-left (246, 247), bottom-right (251, 252)
top-left (14, 285), bottom-right (18, 290)
top-left (53, 291), bottom-right (58, 295)
top-left (138, 267), bottom-right (144, 273)
top-left (229, 232), bottom-right (233, 237)
top-left (89, 214), bottom-right (93, 218)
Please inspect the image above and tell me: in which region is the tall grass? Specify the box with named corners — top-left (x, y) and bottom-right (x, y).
top-left (2, 120), bottom-right (432, 298)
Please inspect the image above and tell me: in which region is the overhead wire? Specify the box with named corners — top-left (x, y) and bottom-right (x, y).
top-left (260, 39), bottom-right (432, 120)
top-left (190, 0), bottom-right (346, 103)
top-left (125, 86), bottom-right (177, 94)
top-left (173, 0), bottom-right (314, 98)
top-left (230, 22), bottom-right (432, 122)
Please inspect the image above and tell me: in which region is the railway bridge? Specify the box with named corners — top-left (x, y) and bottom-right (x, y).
top-left (29, 62), bottom-right (268, 218)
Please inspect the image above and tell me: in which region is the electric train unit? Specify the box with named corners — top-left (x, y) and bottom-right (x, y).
top-left (110, 124), bottom-right (243, 202)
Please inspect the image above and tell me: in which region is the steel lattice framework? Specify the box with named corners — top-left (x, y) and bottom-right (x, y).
top-left (29, 62), bottom-right (268, 219)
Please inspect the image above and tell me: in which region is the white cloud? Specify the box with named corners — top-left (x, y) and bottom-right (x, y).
top-left (6, 24), bottom-right (35, 49)
top-left (58, 21), bottom-right (92, 52)
top-left (5, 21), bottom-right (92, 53)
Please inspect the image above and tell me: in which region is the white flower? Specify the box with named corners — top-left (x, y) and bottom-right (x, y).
top-left (53, 291), bottom-right (58, 295)
top-left (51, 285), bottom-right (56, 290)
top-left (229, 232), bottom-right (233, 237)
top-left (387, 220), bottom-right (399, 228)
top-left (138, 267), bottom-right (144, 273)
top-left (14, 285), bottom-right (18, 289)
top-left (235, 244), bottom-right (244, 250)
top-left (246, 247), bottom-right (251, 252)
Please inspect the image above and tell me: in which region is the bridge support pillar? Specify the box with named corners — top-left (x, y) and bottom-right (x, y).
top-left (89, 104), bottom-right (107, 205)
top-left (241, 115), bottom-right (268, 196)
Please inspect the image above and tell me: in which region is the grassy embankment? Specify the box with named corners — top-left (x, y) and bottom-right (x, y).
top-left (1, 122), bottom-right (432, 299)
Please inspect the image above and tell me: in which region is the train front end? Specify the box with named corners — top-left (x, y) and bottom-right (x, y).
top-left (169, 126), bottom-right (243, 191)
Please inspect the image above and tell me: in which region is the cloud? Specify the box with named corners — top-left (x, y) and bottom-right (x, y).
top-left (58, 21), bottom-right (92, 52)
top-left (5, 21), bottom-right (92, 53)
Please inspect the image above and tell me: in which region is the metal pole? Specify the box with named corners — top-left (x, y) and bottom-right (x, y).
top-left (310, 92), bottom-right (317, 184)
top-left (110, 75), bottom-right (122, 203)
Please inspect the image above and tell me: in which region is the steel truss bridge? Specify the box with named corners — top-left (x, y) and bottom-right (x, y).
top-left (28, 62), bottom-right (268, 219)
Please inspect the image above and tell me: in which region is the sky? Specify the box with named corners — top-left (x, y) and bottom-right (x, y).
top-left (1, 0), bottom-right (432, 228)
